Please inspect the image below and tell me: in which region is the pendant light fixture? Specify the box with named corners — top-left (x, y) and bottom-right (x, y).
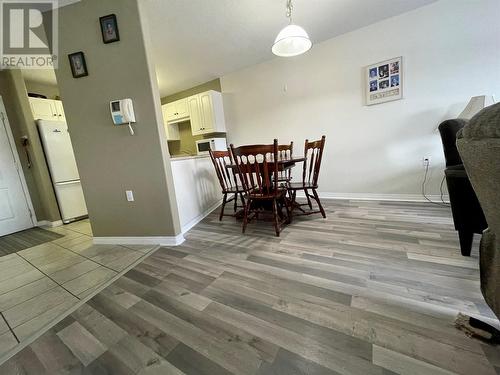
top-left (272, 0), bottom-right (312, 57)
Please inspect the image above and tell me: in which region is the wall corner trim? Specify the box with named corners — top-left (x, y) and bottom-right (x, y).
top-left (93, 234), bottom-right (185, 247)
top-left (37, 220), bottom-right (63, 228)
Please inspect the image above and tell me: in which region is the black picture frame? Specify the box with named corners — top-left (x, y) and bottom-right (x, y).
top-left (99, 14), bottom-right (120, 44)
top-left (68, 51), bottom-right (88, 78)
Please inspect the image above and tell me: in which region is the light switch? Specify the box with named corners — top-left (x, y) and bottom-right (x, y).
top-left (126, 190), bottom-right (134, 202)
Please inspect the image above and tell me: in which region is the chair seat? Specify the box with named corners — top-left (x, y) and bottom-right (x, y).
top-left (246, 188), bottom-right (287, 200)
top-left (277, 176), bottom-right (292, 182)
top-left (287, 182), bottom-right (318, 190)
top-left (224, 185), bottom-right (247, 194)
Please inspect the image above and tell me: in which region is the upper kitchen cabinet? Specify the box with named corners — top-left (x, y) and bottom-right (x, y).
top-left (161, 104), bottom-right (180, 141)
top-left (54, 100), bottom-right (66, 120)
top-left (188, 90), bottom-right (226, 136)
top-left (29, 97), bottom-right (66, 121)
top-left (164, 97), bottom-right (189, 124)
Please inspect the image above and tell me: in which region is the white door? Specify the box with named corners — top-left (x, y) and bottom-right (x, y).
top-left (0, 99), bottom-right (34, 236)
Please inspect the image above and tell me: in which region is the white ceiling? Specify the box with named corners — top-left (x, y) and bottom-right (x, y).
top-left (23, 0), bottom-right (438, 97)
top-left (146, 0), bottom-right (437, 97)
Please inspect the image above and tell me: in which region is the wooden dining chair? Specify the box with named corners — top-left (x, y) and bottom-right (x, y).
top-left (230, 140), bottom-right (290, 236)
top-left (287, 136), bottom-right (326, 218)
top-left (209, 150), bottom-right (246, 221)
top-left (277, 141), bottom-right (293, 184)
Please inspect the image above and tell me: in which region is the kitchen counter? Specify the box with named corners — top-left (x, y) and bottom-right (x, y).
top-left (170, 154), bottom-right (209, 161)
top-left (169, 154), bottom-right (221, 233)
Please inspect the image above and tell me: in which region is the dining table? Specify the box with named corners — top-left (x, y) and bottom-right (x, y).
top-left (225, 155), bottom-right (306, 221)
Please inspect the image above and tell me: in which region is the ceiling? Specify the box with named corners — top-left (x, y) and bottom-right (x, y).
top-left (23, 0), bottom-right (437, 97)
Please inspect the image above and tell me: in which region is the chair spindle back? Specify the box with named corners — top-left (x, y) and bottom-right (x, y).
top-left (302, 136), bottom-right (326, 187)
top-left (209, 150), bottom-right (238, 193)
top-left (230, 140), bottom-right (279, 196)
top-left (277, 142), bottom-right (293, 181)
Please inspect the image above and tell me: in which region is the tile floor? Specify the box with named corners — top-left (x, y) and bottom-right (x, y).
top-left (0, 219), bottom-right (157, 359)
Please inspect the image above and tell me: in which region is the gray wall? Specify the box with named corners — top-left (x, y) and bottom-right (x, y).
top-left (53, 0), bottom-right (181, 237)
top-left (0, 70), bottom-right (61, 222)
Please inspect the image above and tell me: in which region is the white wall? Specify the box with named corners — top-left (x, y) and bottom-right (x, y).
top-left (221, 0), bottom-right (500, 198)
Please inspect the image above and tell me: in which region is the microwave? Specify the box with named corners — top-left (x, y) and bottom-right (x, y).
top-left (196, 137), bottom-right (227, 155)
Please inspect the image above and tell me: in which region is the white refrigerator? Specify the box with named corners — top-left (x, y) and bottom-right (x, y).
top-left (37, 120), bottom-right (88, 223)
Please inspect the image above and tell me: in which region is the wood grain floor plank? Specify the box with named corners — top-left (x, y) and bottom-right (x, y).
top-left (1, 200), bottom-right (497, 375)
top-left (56, 321), bottom-right (107, 366)
top-left (372, 345), bottom-right (459, 375)
top-left (130, 299), bottom-right (262, 375)
top-left (88, 294), bottom-right (179, 359)
top-left (143, 288), bottom-right (279, 363)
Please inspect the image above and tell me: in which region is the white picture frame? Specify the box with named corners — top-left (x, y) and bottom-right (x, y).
top-left (365, 56), bottom-right (403, 106)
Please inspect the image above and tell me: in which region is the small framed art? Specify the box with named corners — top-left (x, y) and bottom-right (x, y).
top-left (100, 14), bottom-right (120, 44)
top-left (365, 56), bottom-right (402, 106)
top-left (68, 51), bottom-right (88, 78)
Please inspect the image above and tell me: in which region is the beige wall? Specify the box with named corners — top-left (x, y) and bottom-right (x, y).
top-left (160, 79), bottom-right (221, 105)
top-left (221, 0), bottom-right (500, 198)
top-left (24, 80), bottom-right (60, 99)
top-left (161, 79), bottom-right (224, 156)
top-left (53, 0), bottom-right (181, 238)
top-left (0, 70), bottom-right (61, 222)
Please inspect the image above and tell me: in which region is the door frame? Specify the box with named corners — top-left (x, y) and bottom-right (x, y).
top-left (0, 95), bottom-right (38, 229)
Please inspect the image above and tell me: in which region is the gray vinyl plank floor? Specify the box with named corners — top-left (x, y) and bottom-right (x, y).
top-left (1, 200), bottom-right (499, 374)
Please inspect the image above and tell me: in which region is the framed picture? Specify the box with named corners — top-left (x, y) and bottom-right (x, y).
top-left (99, 14), bottom-right (120, 44)
top-left (68, 51), bottom-right (88, 78)
top-left (365, 56), bottom-right (402, 106)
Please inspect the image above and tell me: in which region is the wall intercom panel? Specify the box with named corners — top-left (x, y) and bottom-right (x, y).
top-left (110, 98), bottom-right (136, 125)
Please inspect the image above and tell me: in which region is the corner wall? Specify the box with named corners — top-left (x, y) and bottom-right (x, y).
top-left (53, 0), bottom-right (181, 239)
top-left (0, 70), bottom-right (61, 222)
top-left (221, 0), bottom-right (500, 198)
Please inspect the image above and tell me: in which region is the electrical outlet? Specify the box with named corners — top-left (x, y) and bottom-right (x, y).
top-left (126, 190), bottom-right (134, 202)
top-left (422, 157), bottom-right (431, 167)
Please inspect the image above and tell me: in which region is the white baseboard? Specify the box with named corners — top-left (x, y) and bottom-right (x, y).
top-left (92, 199), bottom-right (221, 247)
top-left (181, 199), bottom-right (223, 234)
top-left (296, 192), bottom-right (450, 203)
top-left (93, 234), bottom-right (185, 247)
top-left (37, 220), bottom-right (63, 228)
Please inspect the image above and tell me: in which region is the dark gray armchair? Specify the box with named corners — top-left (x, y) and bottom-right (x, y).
top-left (457, 102), bottom-right (500, 321)
top-left (438, 119), bottom-right (487, 256)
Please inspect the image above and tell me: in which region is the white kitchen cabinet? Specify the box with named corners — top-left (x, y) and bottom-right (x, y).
top-left (187, 95), bottom-right (202, 135)
top-left (54, 100), bottom-right (66, 120)
top-left (161, 104), bottom-right (180, 141)
top-left (165, 98), bottom-right (189, 124)
top-left (29, 97), bottom-right (65, 121)
top-left (188, 90), bottom-right (226, 136)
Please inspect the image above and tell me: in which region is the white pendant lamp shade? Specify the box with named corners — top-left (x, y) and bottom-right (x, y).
top-left (272, 24), bottom-right (312, 57)
top-left (272, 0), bottom-right (312, 57)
